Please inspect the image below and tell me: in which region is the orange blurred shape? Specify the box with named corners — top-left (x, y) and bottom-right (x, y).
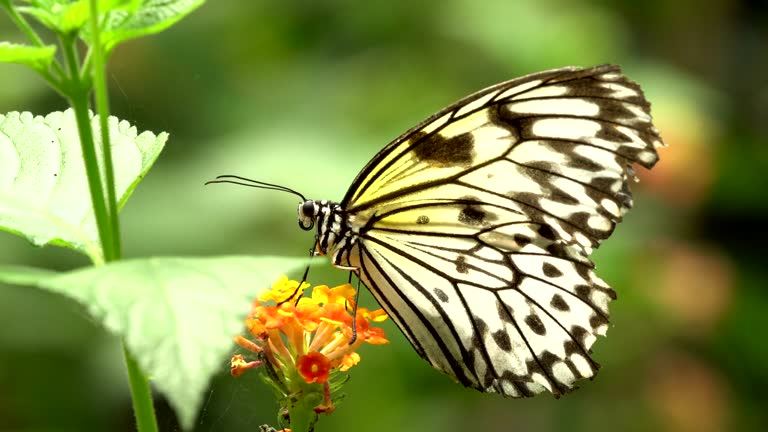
top-left (639, 102), bottom-right (717, 209)
top-left (649, 242), bottom-right (733, 335)
top-left (646, 350), bottom-right (731, 432)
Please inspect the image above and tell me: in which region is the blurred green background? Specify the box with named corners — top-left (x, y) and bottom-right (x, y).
top-left (2, 0), bottom-right (767, 431)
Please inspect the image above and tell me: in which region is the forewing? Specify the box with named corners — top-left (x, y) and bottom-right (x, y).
top-left (343, 64), bottom-right (664, 253)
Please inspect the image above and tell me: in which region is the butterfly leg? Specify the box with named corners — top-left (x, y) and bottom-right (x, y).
top-left (329, 245), bottom-right (362, 343)
top-left (334, 262), bottom-right (362, 344)
top-left (347, 276), bottom-right (363, 344)
top-left (278, 248), bottom-right (315, 306)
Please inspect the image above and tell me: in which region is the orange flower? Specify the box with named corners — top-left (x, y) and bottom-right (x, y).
top-left (319, 302), bottom-right (351, 326)
top-left (359, 307), bottom-right (388, 323)
top-left (230, 354), bottom-right (261, 377)
top-left (232, 276), bottom-right (389, 421)
top-left (311, 283), bottom-right (357, 307)
top-left (296, 352), bottom-right (332, 384)
top-left (339, 352), bottom-right (360, 372)
top-left (258, 275), bottom-right (308, 304)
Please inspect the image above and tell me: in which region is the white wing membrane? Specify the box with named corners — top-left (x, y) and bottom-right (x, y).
top-left (349, 206), bottom-right (612, 396)
top-left (332, 65), bottom-right (664, 397)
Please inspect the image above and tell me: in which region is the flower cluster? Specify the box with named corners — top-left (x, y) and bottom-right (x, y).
top-left (231, 276), bottom-right (388, 420)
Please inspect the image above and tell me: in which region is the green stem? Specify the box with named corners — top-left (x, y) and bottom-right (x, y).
top-left (60, 31), bottom-right (112, 261)
top-left (80, 47), bottom-right (93, 77)
top-left (88, 0), bottom-right (121, 259)
top-left (123, 344), bottom-right (159, 432)
top-left (287, 379), bottom-right (323, 432)
top-left (86, 0), bottom-right (151, 427)
top-left (37, 68), bottom-right (67, 97)
top-left (67, 90), bottom-right (114, 262)
top-left (60, 33), bottom-right (81, 83)
top-left (288, 397), bottom-right (318, 432)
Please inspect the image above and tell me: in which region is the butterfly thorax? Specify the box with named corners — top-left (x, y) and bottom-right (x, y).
top-left (298, 199), bottom-right (352, 256)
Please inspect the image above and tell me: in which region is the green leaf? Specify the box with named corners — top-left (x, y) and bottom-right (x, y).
top-left (0, 42), bottom-right (56, 71)
top-left (0, 255), bottom-right (311, 430)
top-left (60, 0), bottom-right (89, 33)
top-left (0, 110), bottom-right (167, 262)
top-left (25, 0), bottom-right (59, 6)
top-left (16, 5), bottom-right (59, 31)
top-left (19, 0), bottom-right (133, 33)
top-left (82, 0), bottom-right (205, 52)
top-left (18, 1), bottom-right (87, 33)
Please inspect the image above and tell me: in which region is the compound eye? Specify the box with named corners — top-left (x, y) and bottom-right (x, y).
top-left (301, 201), bottom-right (317, 218)
top-left (298, 201), bottom-right (316, 231)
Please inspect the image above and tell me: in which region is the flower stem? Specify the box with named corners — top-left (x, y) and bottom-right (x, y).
top-left (288, 392), bottom-right (320, 432)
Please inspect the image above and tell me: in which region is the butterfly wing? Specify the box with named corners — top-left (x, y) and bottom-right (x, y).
top-left (351, 216), bottom-right (611, 396)
top-left (338, 65), bottom-right (664, 396)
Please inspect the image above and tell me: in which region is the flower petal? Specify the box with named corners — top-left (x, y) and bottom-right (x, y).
top-left (296, 352), bottom-right (332, 384)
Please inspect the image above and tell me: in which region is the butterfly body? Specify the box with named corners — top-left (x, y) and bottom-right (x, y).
top-left (294, 64), bottom-right (663, 398)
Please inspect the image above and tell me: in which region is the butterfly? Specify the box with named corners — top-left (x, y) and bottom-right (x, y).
top-left (211, 64), bottom-right (664, 398)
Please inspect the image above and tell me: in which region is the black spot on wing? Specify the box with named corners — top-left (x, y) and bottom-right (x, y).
top-left (607, 288), bottom-right (617, 300)
top-left (546, 242), bottom-right (572, 260)
top-left (475, 316), bottom-right (490, 338)
top-left (570, 325), bottom-right (590, 348)
top-left (434, 288), bottom-right (449, 303)
top-left (411, 131), bottom-right (474, 165)
top-left (487, 103), bottom-right (521, 135)
top-left (458, 202), bottom-right (497, 227)
top-left (548, 188), bottom-right (581, 205)
top-left (492, 330), bottom-right (512, 352)
top-left (416, 215), bottom-right (430, 224)
top-left (574, 285), bottom-right (592, 301)
top-left (497, 300), bottom-right (514, 324)
top-left (537, 225), bottom-right (557, 241)
top-left (524, 314), bottom-right (546, 336)
top-left (514, 234), bottom-right (532, 246)
top-left (550, 294), bottom-right (570, 311)
top-left (455, 255), bottom-right (469, 274)
top-left (524, 160), bottom-right (558, 172)
top-left (592, 123), bottom-right (657, 164)
top-left (565, 153), bottom-right (608, 172)
top-left (542, 262), bottom-right (563, 278)
top-left (589, 313), bottom-right (609, 330)
top-left (459, 206), bottom-right (485, 226)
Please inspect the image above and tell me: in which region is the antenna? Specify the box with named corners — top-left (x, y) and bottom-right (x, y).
top-left (205, 174), bottom-right (307, 201)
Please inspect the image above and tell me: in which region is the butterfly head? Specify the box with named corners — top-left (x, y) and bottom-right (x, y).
top-left (298, 200), bottom-right (319, 230)
top-left (298, 199), bottom-right (346, 255)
